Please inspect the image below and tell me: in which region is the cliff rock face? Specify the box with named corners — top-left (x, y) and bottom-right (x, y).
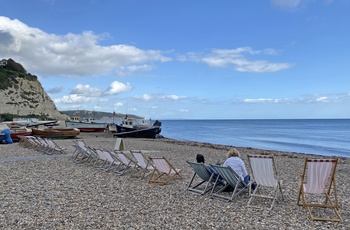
top-left (0, 59), bottom-right (67, 120)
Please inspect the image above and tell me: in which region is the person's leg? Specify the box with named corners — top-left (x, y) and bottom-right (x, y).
top-left (244, 174), bottom-right (250, 184)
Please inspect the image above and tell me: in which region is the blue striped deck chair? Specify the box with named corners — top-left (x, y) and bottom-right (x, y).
top-left (210, 165), bottom-right (251, 202)
top-left (186, 161), bottom-right (215, 195)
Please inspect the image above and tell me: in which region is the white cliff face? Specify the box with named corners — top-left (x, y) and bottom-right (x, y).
top-left (0, 77), bottom-right (67, 120)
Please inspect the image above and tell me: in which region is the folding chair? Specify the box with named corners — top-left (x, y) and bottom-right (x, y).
top-left (99, 149), bottom-right (122, 172)
top-left (148, 156), bottom-right (182, 185)
top-left (130, 150), bottom-right (154, 179)
top-left (186, 161), bottom-right (215, 195)
top-left (297, 158), bottom-right (342, 222)
top-left (210, 165), bottom-right (251, 202)
top-left (113, 151), bottom-right (138, 175)
top-left (247, 155), bottom-right (284, 211)
top-left (43, 138), bottom-right (69, 155)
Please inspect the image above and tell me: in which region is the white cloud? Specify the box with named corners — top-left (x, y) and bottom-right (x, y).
top-left (165, 95), bottom-right (187, 100)
top-left (114, 102), bottom-right (124, 107)
top-left (104, 81), bottom-right (132, 95)
top-left (134, 94), bottom-right (187, 101)
top-left (70, 84), bottom-right (102, 96)
top-left (184, 47), bottom-right (292, 73)
top-left (54, 94), bottom-right (96, 104)
top-left (271, 0), bottom-right (335, 10)
top-left (0, 16), bottom-right (171, 76)
top-left (242, 93), bottom-right (350, 104)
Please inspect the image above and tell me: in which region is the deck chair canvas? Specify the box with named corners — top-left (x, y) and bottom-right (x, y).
top-left (130, 150), bottom-right (154, 179)
top-left (211, 165), bottom-right (251, 202)
top-left (113, 151), bottom-right (138, 175)
top-left (297, 158), bottom-right (342, 222)
top-left (148, 157), bottom-right (182, 185)
top-left (247, 155), bottom-right (284, 211)
top-left (186, 161), bottom-right (215, 195)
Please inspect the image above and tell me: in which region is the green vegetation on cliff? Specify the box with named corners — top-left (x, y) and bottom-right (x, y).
top-left (0, 58), bottom-right (37, 90)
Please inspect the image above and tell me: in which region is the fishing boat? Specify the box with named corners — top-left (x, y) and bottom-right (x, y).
top-left (10, 126), bottom-right (32, 142)
top-left (116, 116), bottom-right (162, 133)
top-left (65, 121), bottom-right (107, 132)
top-left (32, 127), bottom-right (80, 139)
top-left (114, 126), bottom-right (162, 138)
top-left (65, 116), bottom-right (107, 132)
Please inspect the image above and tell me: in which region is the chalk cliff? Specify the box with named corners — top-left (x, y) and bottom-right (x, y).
top-left (0, 58), bottom-right (67, 120)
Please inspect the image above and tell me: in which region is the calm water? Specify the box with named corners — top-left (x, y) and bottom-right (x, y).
top-left (158, 119), bottom-right (350, 158)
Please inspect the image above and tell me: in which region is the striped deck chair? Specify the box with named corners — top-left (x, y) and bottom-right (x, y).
top-left (210, 165), bottom-right (251, 202)
top-left (297, 158), bottom-right (342, 222)
top-left (99, 149), bottom-right (122, 172)
top-left (113, 151), bottom-right (138, 175)
top-left (130, 150), bottom-right (154, 179)
top-left (247, 155), bottom-right (284, 211)
top-left (43, 138), bottom-right (69, 155)
top-left (148, 156), bottom-right (182, 185)
top-left (186, 161), bottom-right (215, 195)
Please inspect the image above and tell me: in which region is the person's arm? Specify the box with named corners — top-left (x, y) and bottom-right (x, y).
top-left (240, 159), bottom-right (249, 178)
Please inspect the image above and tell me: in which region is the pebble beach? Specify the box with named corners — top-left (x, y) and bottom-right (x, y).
top-left (0, 132), bottom-right (349, 229)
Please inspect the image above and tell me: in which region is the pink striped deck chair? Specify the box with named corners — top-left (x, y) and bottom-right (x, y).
top-left (297, 158), bottom-right (342, 222)
top-left (148, 156), bottom-right (182, 185)
top-left (247, 155), bottom-right (284, 211)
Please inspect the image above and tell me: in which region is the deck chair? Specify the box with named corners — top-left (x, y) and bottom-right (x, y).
top-left (297, 158), bottom-right (342, 222)
top-left (186, 161), bottom-right (215, 195)
top-left (43, 138), bottom-right (69, 155)
top-left (148, 156), bottom-right (182, 185)
top-left (247, 155), bottom-right (284, 211)
top-left (211, 165), bottom-right (251, 202)
top-left (99, 149), bottom-right (122, 172)
top-left (130, 150), bottom-right (154, 179)
top-left (113, 151), bottom-right (138, 175)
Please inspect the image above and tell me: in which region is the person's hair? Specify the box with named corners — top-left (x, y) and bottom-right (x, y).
top-left (196, 154), bottom-right (205, 163)
top-left (227, 148), bottom-right (240, 158)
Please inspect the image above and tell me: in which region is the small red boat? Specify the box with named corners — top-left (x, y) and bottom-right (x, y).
top-left (10, 127), bottom-right (32, 142)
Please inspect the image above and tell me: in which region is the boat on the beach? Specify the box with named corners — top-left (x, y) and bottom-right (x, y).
top-left (65, 121), bottom-right (107, 132)
top-left (10, 126), bottom-right (32, 142)
top-left (32, 127), bottom-right (80, 139)
top-left (114, 126), bottom-right (162, 138)
top-left (116, 116), bottom-right (162, 133)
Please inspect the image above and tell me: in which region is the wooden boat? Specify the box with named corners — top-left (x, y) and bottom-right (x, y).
top-left (10, 126), bottom-right (32, 142)
top-left (65, 118), bottom-right (107, 132)
top-left (32, 127), bottom-right (80, 139)
top-left (114, 126), bottom-right (161, 139)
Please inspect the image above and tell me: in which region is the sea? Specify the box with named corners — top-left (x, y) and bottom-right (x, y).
top-left (103, 119), bottom-right (350, 158)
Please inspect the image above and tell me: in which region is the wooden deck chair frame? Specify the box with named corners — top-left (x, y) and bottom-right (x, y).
top-left (297, 158), bottom-right (342, 222)
top-left (130, 150), bottom-right (154, 179)
top-left (99, 149), bottom-right (122, 172)
top-left (247, 155), bottom-right (284, 211)
top-left (113, 151), bottom-right (138, 175)
top-left (72, 143), bottom-right (91, 164)
top-left (72, 139), bottom-right (87, 159)
top-left (148, 156), bottom-right (182, 185)
top-left (186, 161), bottom-right (215, 195)
top-left (210, 165), bottom-right (251, 202)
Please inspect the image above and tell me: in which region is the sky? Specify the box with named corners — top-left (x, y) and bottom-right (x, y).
top-left (0, 0), bottom-right (349, 120)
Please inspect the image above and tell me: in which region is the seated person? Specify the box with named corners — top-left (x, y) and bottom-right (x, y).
top-left (196, 154), bottom-right (217, 175)
top-left (223, 148), bottom-right (256, 189)
top-left (0, 124), bottom-right (13, 144)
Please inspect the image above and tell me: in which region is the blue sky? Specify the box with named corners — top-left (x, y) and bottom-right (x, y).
top-left (0, 0), bottom-right (349, 119)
